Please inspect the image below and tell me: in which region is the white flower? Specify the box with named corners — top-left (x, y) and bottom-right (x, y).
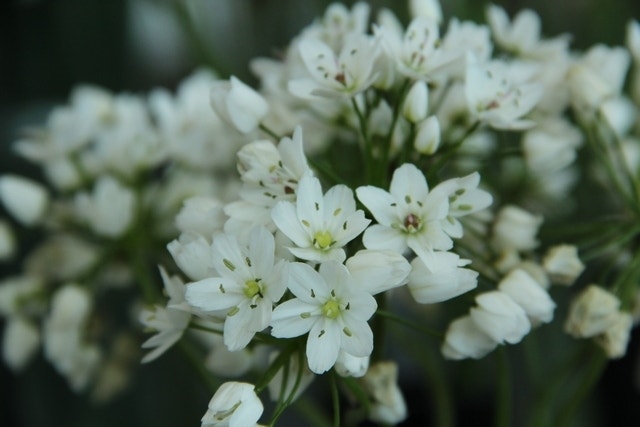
top-left (498, 269), bottom-right (555, 326)
top-left (491, 205), bottom-right (543, 252)
top-left (429, 172), bottom-right (493, 238)
top-left (375, 16), bottom-right (456, 80)
top-left (0, 175), bottom-right (49, 226)
top-left (167, 232), bottom-right (214, 281)
top-left (270, 261), bottom-right (377, 374)
top-left (225, 127), bottom-right (312, 235)
top-left (522, 118), bottom-right (583, 174)
top-left (74, 175), bottom-right (136, 238)
top-left (594, 311), bottom-right (633, 359)
top-left (486, 5), bottom-right (541, 54)
top-left (356, 163), bottom-right (451, 265)
top-left (441, 315), bottom-right (498, 360)
top-left (289, 33), bottom-right (380, 99)
top-left (344, 249), bottom-right (411, 295)
top-left (565, 285), bottom-right (621, 338)
top-left (361, 361), bottom-right (407, 425)
top-left (175, 196), bottom-right (226, 239)
top-left (0, 275), bottom-right (43, 316)
top-left (465, 60), bottom-right (543, 130)
top-left (408, 251), bottom-right (477, 304)
top-left (402, 80), bottom-right (429, 123)
top-left (272, 175), bottom-right (370, 263)
top-left (301, 2), bottom-right (370, 51)
top-left (470, 291), bottom-right (531, 344)
top-left (210, 76), bottom-right (269, 134)
top-left (140, 267), bottom-right (191, 363)
top-left (201, 382), bottom-right (263, 427)
top-left (25, 235), bottom-right (99, 282)
top-left (185, 226), bottom-right (288, 351)
top-left (2, 316), bottom-right (40, 372)
top-left (542, 244), bottom-right (585, 286)
top-left (409, 0), bottom-right (443, 24)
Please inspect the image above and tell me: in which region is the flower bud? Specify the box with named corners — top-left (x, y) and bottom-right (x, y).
top-left (175, 196), bottom-right (226, 239)
top-left (408, 251), bottom-right (477, 304)
top-left (402, 80), bottom-right (429, 123)
top-left (594, 311), bottom-right (633, 359)
top-left (498, 269), bottom-right (555, 326)
top-left (542, 244), bottom-right (585, 286)
top-left (491, 205), bottom-right (543, 252)
top-left (470, 291), bottom-right (531, 344)
top-left (0, 175), bottom-right (49, 226)
top-left (409, 0), bottom-right (443, 24)
top-left (210, 76), bottom-right (269, 134)
top-left (335, 351), bottom-right (369, 378)
top-left (167, 233), bottom-right (213, 281)
top-left (442, 315), bottom-right (498, 360)
top-left (361, 361), bottom-right (407, 425)
top-left (2, 317), bottom-right (40, 372)
top-left (201, 382), bottom-right (263, 427)
top-left (565, 285), bottom-right (620, 338)
top-left (414, 116), bottom-right (441, 154)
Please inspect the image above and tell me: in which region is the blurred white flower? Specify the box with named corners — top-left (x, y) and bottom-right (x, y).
top-left (361, 361), bottom-right (407, 424)
top-left (565, 285), bottom-right (621, 338)
top-left (442, 315), bottom-right (498, 360)
top-left (210, 76), bottom-right (269, 134)
top-left (542, 244), bottom-right (585, 286)
top-left (470, 291), bottom-right (531, 344)
top-left (408, 251), bottom-right (478, 304)
top-left (201, 382), bottom-right (263, 427)
top-left (498, 268), bottom-right (555, 326)
top-left (0, 175), bottom-right (49, 226)
top-left (491, 205), bottom-right (543, 252)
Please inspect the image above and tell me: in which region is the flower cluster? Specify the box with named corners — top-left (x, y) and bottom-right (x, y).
top-left (3, 0), bottom-right (640, 425)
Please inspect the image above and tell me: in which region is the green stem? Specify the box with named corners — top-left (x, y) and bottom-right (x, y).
top-left (255, 342), bottom-right (298, 394)
top-left (494, 347), bottom-right (511, 427)
top-left (351, 97), bottom-right (373, 184)
top-left (294, 397), bottom-right (333, 427)
top-left (556, 352), bottom-right (606, 427)
top-left (330, 371), bottom-right (341, 427)
top-left (259, 123), bottom-right (282, 140)
top-left (429, 121), bottom-right (480, 178)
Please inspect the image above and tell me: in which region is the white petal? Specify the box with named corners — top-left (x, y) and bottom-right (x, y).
top-left (347, 249), bottom-right (411, 295)
top-left (389, 163), bottom-right (429, 200)
top-left (272, 201), bottom-right (310, 248)
top-left (356, 186), bottom-right (397, 226)
top-left (362, 225), bottom-right (408, 253)
top-left (340, 316), bottom-right (374, 357)
top-left (306, 319), bottom-right (341, 374)
top-left (270, 299), bottom-right (318, 338)
top-left (288, 262), bottom-right (330, 302)
top-left (185, 278), bottom-right (244, 312)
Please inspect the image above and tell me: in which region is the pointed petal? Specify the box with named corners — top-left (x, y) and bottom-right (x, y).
top-left (306, 319), bottom-right (341, 374)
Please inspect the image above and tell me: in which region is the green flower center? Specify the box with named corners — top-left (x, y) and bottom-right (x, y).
top-left (244, 279), bottom-right (262, 299)
top-left (322, 300), bottom-right (341, 319)
top-left (314, 230), bottom-right (333, 249)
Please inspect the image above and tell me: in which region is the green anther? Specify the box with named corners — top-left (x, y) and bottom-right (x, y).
top-left (455, 188), bottom-right (466, 195)
top-left (458, 204), bottom-right (473, 211)
top-left (314, 231), bottom-right (333, 249)
top-left (300, 312), bottom-right (311, 319)
top-left (227, 306), bottom-right (240, 317)
top-left (322, 300), bottom-right (341, 319)
top-left (223, 258), bottom-right (236, 271)
top-left (244, 279), bottom-right (262, 298)
top-left (301, 219), bottom-right (310, 227)
top-left (405, 195), bottom-right (412, 204)
top-left (343, 327), bottom-right (352, 337)
top-left (333, 208), bottom-right (342, 216)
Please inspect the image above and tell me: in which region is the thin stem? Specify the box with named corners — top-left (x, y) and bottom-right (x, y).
top-left (294, 397), bottom-right (333, 427)
top-left (351, 97), bottom-right (373, 183)
top-left (429, 121), bottom-right (480, 178)
top-left (259, 123), bottom-right (282, 140)
top-left (494, 347), bottom-right (511, 427)
top-left (330, 371), bottom-right (341, 427)
top-left (556, 351), bottom-right (606, 427)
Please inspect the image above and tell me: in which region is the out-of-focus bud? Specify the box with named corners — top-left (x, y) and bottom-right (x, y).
top-left (408, 0), bottom-right (443, 24)
top-left (210, 76), bottom-right (269, 134)
top-left (361, 361), bottom-right (407, 425)
top-left (335, 350), bottom-right (369, 378)
top-left (441, 315), bottom-right (498, 360)
top-left (565, 285), bottom-right (620, 338)
top-left (414, 116), bottom-right (441, 155)
top-left (2, 317), bottom-right (40, 372)
top-left (470, 291), bottom-right (531, 344)
top-left (498, 269), bottom-right (555, 326)
top-left (402, 80), bottom-right (429, 123)
top-left (491, 205), bottom-right (543, 252)
top-left (542, 244), bottom-right (585, 286)
top-left (594, 311), bottom-right (633, 359)
top-left (0, 175), bottom-right (49, 226)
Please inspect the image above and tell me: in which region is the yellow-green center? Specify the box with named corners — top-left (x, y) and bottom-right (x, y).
top-left (314, 230), bottom-right (333, 249)
top-left (322, 300), bottom-right (341, 319)
top-left (244, 279), bottom-right (262, 299)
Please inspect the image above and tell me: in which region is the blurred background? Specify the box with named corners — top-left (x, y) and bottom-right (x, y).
top-left (1, 0), bottom-right (640, 426)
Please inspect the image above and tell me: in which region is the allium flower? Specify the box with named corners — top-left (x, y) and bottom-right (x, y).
top-left (0, 175), bottom-right (49, 226)
top-left (270, 261), bottom-right (377, 374)
top-left (408, 251), bottom-right (477, 304)
top-left (272, 175), bottom-right (370, 263)
top-left (356, 163), bottom-right (451, 265)
top-left (361, 361), bottom-right (408, 424)
top-left (469, 291), bottom-right (531, 344)
top-left (74, 175), bottom-right (136, 238)
top-left (441, 315), bottom-right (498, 360)
top-left (210, 76), bottom-right (269, 134)
top-left (289, 33), bottom-right (380, 99)
top-left (486, 5), bottom-right (542, 54)
top-left (497, 268), bottom-right (555, 326)
top-left (225, 127), bottom-right (312, 235)
top-left (465, 60), bottom-right (543, 130)
top-left (376, 16), bottom-right (456, 80)
top-left (201, 382), bottom-right (263, 427)
top-left (542, 244), bottom-right (585, 286)
top-left (491, 205), bottom-right (543, 252)
top-left (564, 285), bottom-right (621, 338)
top-left (185, 226), bottom-right (288, 351)
top-left (139, 267), bottom-right (190, 363)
